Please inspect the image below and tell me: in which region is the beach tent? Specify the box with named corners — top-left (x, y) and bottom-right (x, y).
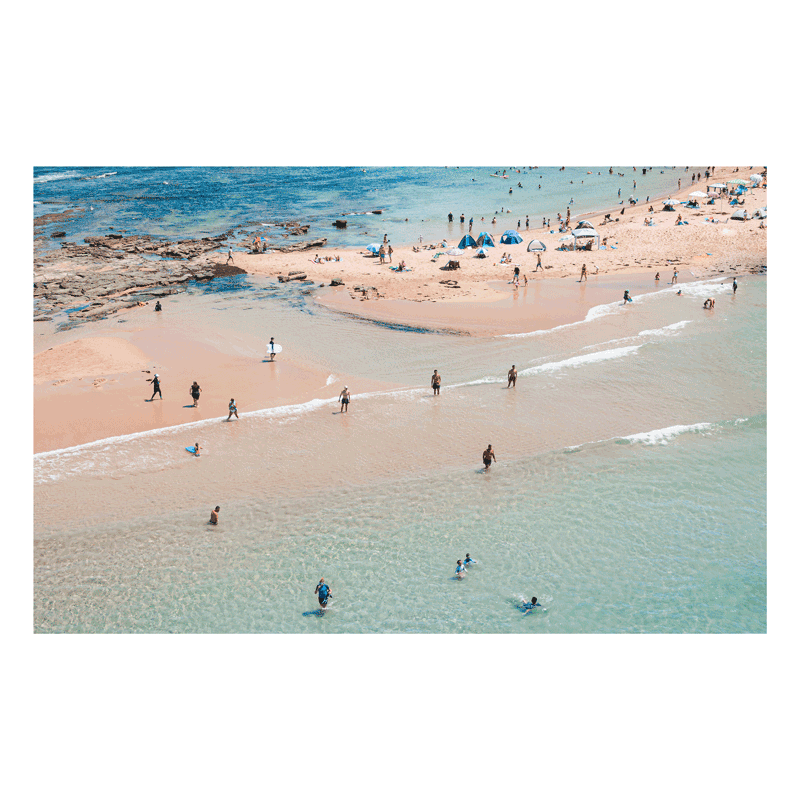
top-left (476, 247), bottom-right (489, 258)
top-left (575, 220), bottom-right (595, 229)
top-left (476, 232), bottom-right (495, 247)
top-left (500, 230), bottom-right (523, 244)
top-left (753, 207), bottom-right (767, 219)
top-left (750, 174), bottom-right (763, 185)
top-left (730, 208), bottom-right (748, 220)
top-left (527, 239), bottom-right (547, 252)
top-left (458, 234), bottom-right (478, 249)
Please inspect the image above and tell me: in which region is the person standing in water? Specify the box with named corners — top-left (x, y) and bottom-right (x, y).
top-left (623, 290), bottom-right (633, 303)
top-left (268, 337), bottom-right (277, 361)
top-left (464, 554), bottom-right (477, 566)
top-left (190, 381), bottom-right (201, 407)
top-left (455, 560), bottom-right (466, 579)
top-left (339, 386), bottom-right (351, 413)
top-left (579, 264), bottom-right (588, 282)
top-left (192, 442), bottom-right (201, 458)
top-left (227, 398), bottom-right (239, 421)
top-left (209, 506), bottom-right (220, 525)
top-left (507, 365), bottom-right (517, 388)
top-left (431, 369), bottom-right (441, 396)
top-left (315, 578), bottom-right (332, 608)
top-left (733, 277), bottom-right (738, 294)
top-left (482, 444), bottom-right (496, 471)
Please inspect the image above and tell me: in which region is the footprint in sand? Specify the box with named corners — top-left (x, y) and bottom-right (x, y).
top-left (92, 378), bottom-right (107, 388)
top-left (52, 379), bottom-right (69, 386)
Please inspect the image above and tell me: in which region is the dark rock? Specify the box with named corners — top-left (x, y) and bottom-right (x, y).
top-left (330, 278), bottom-right (344, 286)
top-left (50, 231), bottom-right (66, 238)
top-left (333, 220), bottom-right (347, 228)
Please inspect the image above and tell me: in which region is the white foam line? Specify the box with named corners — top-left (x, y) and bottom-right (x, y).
top-left (565, 421), bottom-right (715, 451)
top-left (33, 170), bottom-right (83, 184)
top-left (637, 320), bottom-right (691, 337)
top-left (499, 298), bottom-right (620, 338)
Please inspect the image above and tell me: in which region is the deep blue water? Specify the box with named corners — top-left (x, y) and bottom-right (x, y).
top-left (34, 165), bottom-right (702, 252)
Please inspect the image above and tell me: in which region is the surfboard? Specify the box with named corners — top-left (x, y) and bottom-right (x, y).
top-left (268, 343), bottom-right (283, 354)
top-left (185, 446), bottom-right (196, 454)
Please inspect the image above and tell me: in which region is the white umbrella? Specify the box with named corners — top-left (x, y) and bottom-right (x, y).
top-left (689, 191), bottom-right (708, 198)
top-left (663, 199), bottom-right (680, 205)
top-left (446, 248), bottom-right (463, 256)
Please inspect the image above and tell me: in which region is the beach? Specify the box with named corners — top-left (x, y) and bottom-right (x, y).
top-left (32, 166), bottom-right (767, 634)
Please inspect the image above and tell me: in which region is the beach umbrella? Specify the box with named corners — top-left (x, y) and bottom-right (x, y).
top-left (689, 191), bottom-right (708, 198)
top-left (366, 243), bottom-right (380, 253)
top-left (475, 247), bottom-right (489, 258)
top-left (526, 239), bottom-right (547, 252)
top-left (446, 248), bottom-right (464, 256)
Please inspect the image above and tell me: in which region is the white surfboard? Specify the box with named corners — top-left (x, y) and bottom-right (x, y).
top-left (268, 343), bottom-right (283, 354)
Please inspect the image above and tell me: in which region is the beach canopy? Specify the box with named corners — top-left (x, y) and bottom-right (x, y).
top-left (575, 220), bottom-right (595, 229)
top-left (446, 248), bottom-right (464, 256)
top-left (709, 183), bottom-right (726, 189)
top-left (500, 230), bottom-right (523, 244)
top-left (527, 239), bottom-right (547, 252)
top-left (458, 234), bottom-right (478, 249)
top-left (476, 232), bottom-right (495, 247)
top-left (727, 178), bottom-right (748, 185)
top-left (476, 247), bottom-right (489, 258)
top-left (366, 243), bottom-right (380, 253)
top-left (573, 229), bottom-right (600, 240)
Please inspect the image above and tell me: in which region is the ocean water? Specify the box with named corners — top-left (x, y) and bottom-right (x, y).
top-left (33, 273), bottom-right (766, 633)
top-left (33, 165), bottom-right (704, 251)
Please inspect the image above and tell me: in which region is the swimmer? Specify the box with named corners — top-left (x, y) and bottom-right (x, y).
top-left (455, 560), bottom-right (466, 579)
top-left (507, 365), bottom-right (517, 388)
top-left (482, 444), bottom-right (496, 471)
top-left (521, 596), bottom-right (541, 615)
top-left (209, 506), bottom-right (220, 525)
top-left (464, 553), bottom-right (477, 566)
top-left (315, 578), bottom-right (332, 608)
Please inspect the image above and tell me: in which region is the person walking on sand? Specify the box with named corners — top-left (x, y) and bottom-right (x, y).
top-left (482, 444), bottom-right (497, 472)
top-left (190, 381), bottom-right (201, 407)
top-left (226, 245), bottom-right (234, 265)
top-left (268, 337), bottom-right (277, 361)
top-left (227, 398), bottom-right (239, 421)
top-left (339, 386), bottom-right (351, 413)
top-left (388, 245), bottom-right (393, 263)
top-left (507, 365), bottom-right (517, 388)
top-left (534, 253), bottom-right (543, 272)
top-left (579, 264), bottom-right (588, 282)
top-left (147, 373), bottom-right (162, 401)
top-left (210, 506), bottom-right (220, 525)
top-left (431, 369), bottom-right (441, 396)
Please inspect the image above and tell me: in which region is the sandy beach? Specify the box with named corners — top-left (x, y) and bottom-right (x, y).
top-left (33, 166), bottom-right (765, 453)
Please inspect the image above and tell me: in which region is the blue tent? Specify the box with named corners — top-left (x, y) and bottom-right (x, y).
top-left (500, 230), bottom-right (523, 244)
top-left (476, 232), bottom-right (495, 247)
top-left (458, 234), bottom-right (478, 249)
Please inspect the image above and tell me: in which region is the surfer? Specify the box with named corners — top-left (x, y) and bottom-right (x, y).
top-left (507, 365), bottom-right (517, 388)
top-left (339, 386), bottom-right (350, 413)
top-left (227, 398), bottom-right (239, 421)
top-left (190, 381), bottom-right (201, 407)
top-left (521, 596), bottom-right (541, 614)
top-left (482, 444), bottom-right (496, 472)
top-left (147, 373), bottom-right (162, 401)
top-left (431, 369), bottom-right (441, 396)
top-left (210, 506), bottom-right (220, 525)
top-left (268, 337), bottom-right (277, 361)
top-left (315, 578), bottom-right (332, 608)
top-left (455, 560), bottom-right (466, 579)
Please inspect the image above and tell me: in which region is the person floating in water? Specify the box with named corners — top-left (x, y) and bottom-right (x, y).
top-left (315, 578), bottom-right (332, 608)
top-left (464, 554), bottom-right (477, 566)
top-left (507, 365), bottom-right (517, 388)
top-left (623, 290), bottom-right (633, 303)
top-left (520, 596), bottom-right (541, 614)
top-left (482, 444), bottom-right (496, 471)
top-left (455, 560), bottom-right (466, 579)
top-left (431, 369), bottom-right (441, 396)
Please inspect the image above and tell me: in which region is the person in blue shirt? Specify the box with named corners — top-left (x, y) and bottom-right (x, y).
top-left (521, 596), bottom-right (541, 614)
top-left (455, 560), bottom-right (466, 579)
top-left (464, 554), bottom-right (477, 567)
top-left (315, 579), bottom-right (332, 608)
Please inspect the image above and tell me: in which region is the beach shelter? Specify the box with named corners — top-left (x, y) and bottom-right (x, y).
top-left (476, 247), bottom-right (489, 258)
top-left (575, 220), bottom-right (595, 229)
top-left (527, 239), bottom-right (547, 252)
top-left (727, 178), bottom-right (748, 185)
top-left (573, 229), bottom-right (600, 246)
top-left (446, 248), bottom-right (464, 256)
top-left (500, 230), bottom-right (523, 244)
top-left (476, 232), bottom-right (495, 247)
top-left (730, 208), bottom-right (748, 220)
top-left (458, 234), bottom-right (478, 249)
top-left (753, 207), bottom-right (767, 219)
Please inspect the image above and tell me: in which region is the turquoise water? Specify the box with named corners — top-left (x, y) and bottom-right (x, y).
top-left (33, 276), bottom-right (767, 633)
